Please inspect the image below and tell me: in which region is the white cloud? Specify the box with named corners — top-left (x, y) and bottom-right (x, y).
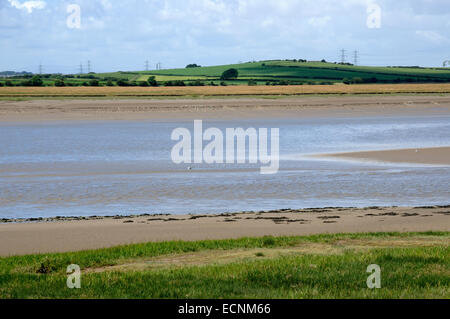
top-left (8, 0), bottom-right (46, 13)
top-left (416, 30), bottom-right (447, 44)
top-left (2, 0), bottom-right (450, 71)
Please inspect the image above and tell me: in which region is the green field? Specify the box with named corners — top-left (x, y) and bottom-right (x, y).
top-left (2, 60), bottom-right (450, 88)
top-left (127, 60), bottom-right (450, 84)
top-left (1, 232), bottom-right (448, 299)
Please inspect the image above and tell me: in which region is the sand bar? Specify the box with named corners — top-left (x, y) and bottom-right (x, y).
top-left (0, 206), bottom-right (449, 256)
top-left (321, 147), bottom-right (450, 165)
top-left (1, 95), bottom-right (450, 122)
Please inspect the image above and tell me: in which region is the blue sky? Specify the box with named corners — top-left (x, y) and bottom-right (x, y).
top-left (1, 0), bottom-right (449, 73)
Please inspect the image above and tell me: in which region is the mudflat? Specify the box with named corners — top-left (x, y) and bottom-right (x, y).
top-left (1, 95), bottom-right (450, 121)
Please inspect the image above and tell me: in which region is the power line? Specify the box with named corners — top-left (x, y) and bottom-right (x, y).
top-left (38, 63), bottom-right (43, 75)
top-left (87, 60), bottom-right (91, 73)
top-left (340, 49), bottom-right (346, 64)
top-left (79, 63), bottom-right (83, 74)
top-left (353, 51), bottom-right (359, 66)
top-left (145, 60), bottom-right (149, 71)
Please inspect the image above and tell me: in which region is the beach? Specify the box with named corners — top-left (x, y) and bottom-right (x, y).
top-left (1, 95), bottom-right (450, 122)
top-left (0, 206), bottom-right (449, 256)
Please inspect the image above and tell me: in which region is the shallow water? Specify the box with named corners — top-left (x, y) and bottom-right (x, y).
top-left (0, 115), bottom-right (449, 218)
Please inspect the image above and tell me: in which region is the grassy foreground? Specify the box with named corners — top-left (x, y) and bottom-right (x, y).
top-left (0, 232), bottom-right (449, 299)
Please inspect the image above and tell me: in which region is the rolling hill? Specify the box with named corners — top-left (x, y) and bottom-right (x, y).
top-left (108, 60), bottom-right (450, 85)
top-left (2, 60), bottom-right (450, 87)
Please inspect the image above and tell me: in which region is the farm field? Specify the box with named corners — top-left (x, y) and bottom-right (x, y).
top-left (1, 83), bottom-right (450, 99)
top-left (127, 61), bottom-right (450, 83)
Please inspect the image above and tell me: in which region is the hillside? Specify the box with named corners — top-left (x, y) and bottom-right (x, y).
top-left (2, 60), bottom-right (450, 87)
top-left (108, 60), bottom-right (450, 85)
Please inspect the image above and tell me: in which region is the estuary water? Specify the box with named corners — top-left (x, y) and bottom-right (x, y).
top-left (1, 115), bottom-right (449, 219)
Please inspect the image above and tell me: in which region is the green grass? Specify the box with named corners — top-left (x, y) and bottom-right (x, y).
top-left (0, 232), bottom-right (448, 299)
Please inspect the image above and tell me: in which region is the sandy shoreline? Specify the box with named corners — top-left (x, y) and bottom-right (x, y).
top-left (317, 147), bottom-right (450, 165)
top-left (1, 95), bottom-right (450, 122)
top-left (0, 206), bottom-right (449, 256)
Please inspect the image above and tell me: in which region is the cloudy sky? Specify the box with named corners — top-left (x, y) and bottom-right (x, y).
top-left (1, 0), bottom-right (449, 73)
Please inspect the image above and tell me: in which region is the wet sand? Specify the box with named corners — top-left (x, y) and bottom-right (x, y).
top-left (320, 147), bottom-right (450, 165)
top-left (1, 95), bottom-right (450, 121)
top-left (0, 206), bottom-right (449, 256)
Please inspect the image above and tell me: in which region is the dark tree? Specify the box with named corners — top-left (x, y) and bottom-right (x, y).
top-left (220, 68), bottom-right (238, 80)
top-left (117, 79), bottom-right (129, 86)
top-left (89, 79), bottom-right (100, 86)
top-left (186, 64), bottom-right (201, 68)
top-left (31, 75), bottom-right (43, 86)
top-left (174, 80), bottom-right (186, 86)
top-left (54, 79), bottom-right (65, 87)
top-left (147, 76), bottom-right (158, 87)
top-left (188, 80), bottom-right (205, 86)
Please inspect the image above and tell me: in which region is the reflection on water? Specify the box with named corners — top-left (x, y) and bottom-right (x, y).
top-left (0, 116), bottom-right (449, 218)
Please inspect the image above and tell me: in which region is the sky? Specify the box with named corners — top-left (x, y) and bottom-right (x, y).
top-left (1, 0), bottom-right (449, 73)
